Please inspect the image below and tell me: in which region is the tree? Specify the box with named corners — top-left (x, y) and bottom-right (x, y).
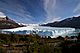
top-left (48, 36), bottom-right (51, 39)
top-left (77, 33), bottom-right (80, 40)
top-left (57, 36), bottom-right (64, 40)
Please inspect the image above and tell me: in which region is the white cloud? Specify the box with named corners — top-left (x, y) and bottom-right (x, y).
top-left (44, 0), bottom-right (56, 14)
top-left (43, 0), bottom-right (60, 23)
top-left (73, 3), bottom-right (80, 13)
top-left (73, 3), bottom-right (80, 18)
top-left (44, 16), bottom-right (61, 23)
top-left (0, 0), bottom-right (35, 23)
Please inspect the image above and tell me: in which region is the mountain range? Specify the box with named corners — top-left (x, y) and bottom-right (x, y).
top-left (0, 16), bottom-right (20, 29)
top-left (1, 15), bottom-right (80, 29)
top-left (41, 16), bottom-right (80, 28)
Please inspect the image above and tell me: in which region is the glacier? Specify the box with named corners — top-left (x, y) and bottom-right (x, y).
top-left (1, 25), bottom-right (78, 38)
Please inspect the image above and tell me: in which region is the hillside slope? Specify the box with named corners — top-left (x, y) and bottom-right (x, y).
top-left (42, 16), bottom-right (80, 28)
top-left (0, 16), bottom-right (20, 29)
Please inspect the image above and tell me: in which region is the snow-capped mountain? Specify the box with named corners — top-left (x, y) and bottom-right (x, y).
top-left (0, 16), bottom-right (20, 29)
top-left (41, 16), bottom-right (80, 28)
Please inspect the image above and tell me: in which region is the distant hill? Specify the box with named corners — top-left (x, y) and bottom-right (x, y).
top-left (41, 16), bottom-right (80, 28)
top-left (0, 16), bottom-right (20, 29)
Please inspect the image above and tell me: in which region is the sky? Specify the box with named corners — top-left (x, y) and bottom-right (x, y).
top-left (0, 0), bottom-right (80, 24)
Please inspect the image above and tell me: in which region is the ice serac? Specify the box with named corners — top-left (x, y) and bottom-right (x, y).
top-left (2, 24), bottom-right (76, 38)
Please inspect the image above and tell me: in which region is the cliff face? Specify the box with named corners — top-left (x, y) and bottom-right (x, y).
top-left (0, 16), bottom-right (20, 29)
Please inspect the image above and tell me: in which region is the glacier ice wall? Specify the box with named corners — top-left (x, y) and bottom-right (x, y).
top-left (2, 26), bottom-right (77, 38)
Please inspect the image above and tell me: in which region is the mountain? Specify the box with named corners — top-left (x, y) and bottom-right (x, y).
top-left (41, 16), bottom-right (80, 28)
top-left (0, 16), bottom-right (20, 29)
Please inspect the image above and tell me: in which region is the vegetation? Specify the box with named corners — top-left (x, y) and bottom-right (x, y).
top-left (0, 33), bottom-right (79, 53)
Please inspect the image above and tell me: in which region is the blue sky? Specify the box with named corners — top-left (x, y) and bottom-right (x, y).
top-left (0, 0), bottom-right (80, 24)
